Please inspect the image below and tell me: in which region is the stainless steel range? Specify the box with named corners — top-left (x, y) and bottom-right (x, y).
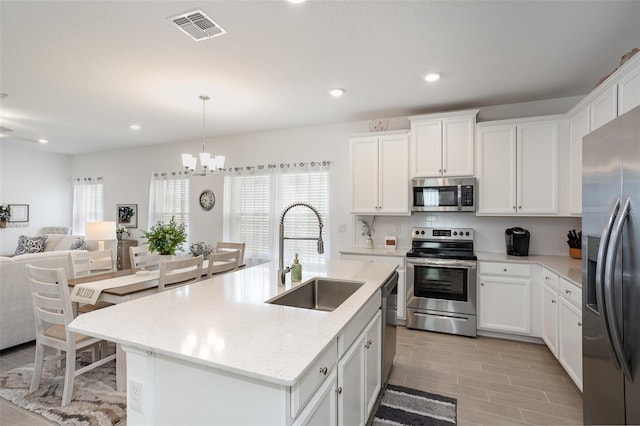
top-left (406, 227), bottom-right (477, 337)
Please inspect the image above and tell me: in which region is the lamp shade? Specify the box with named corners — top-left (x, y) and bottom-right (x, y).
top-left (85, 221), bottom-right (116, 241)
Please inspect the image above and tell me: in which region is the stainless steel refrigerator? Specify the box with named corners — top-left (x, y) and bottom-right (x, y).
top-left (582, 105), bottom-right (640, 425)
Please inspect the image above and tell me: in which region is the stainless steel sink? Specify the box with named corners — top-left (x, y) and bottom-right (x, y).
top-left (267, 278), bottom-right (365, 312)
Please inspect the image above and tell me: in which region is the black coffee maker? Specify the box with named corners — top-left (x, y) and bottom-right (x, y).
top-left (505, 227), bottom-right (530, 256)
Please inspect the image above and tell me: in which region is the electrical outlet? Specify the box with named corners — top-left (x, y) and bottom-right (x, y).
top-left (426, 215), bottom-right (438, 222)
top-left (338, 224), bottom-right (347, 233)
top-left (130, 378), bottom-right (144, 413)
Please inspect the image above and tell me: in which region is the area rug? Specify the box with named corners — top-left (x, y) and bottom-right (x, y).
top-left (0, 353), bottom-right (126, 426)
top-left (372, 384), bottom-right (457, 426)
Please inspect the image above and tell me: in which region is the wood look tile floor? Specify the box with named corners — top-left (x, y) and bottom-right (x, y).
top-left (1, 328), bottom-right (583, 425)
top-left (390, 327), bottom-right (583, 425)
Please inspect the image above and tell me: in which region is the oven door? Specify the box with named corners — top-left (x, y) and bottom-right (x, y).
top-left (406, 258), bottom-right (477, 315)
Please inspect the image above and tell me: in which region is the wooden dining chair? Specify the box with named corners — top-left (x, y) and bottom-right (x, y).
top-left (215, 242), bottom-right (245, 266)
top-left (25, 264), bottom-right (116, 406)
top-left (129, 245), bottom-right (161, 270)
top-left (158, 255), bottom-right (204, 291)
top-left (68, 249), bottom-right (117, 278)
top-left (207, 249), bottom-right (241, 277)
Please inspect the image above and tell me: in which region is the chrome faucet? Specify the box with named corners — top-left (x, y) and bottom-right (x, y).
top-left (278, 202), bottom-right (324, 286)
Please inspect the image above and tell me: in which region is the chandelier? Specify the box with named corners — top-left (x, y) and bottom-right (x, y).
top-left (181, 95), bottom-right (225, 175)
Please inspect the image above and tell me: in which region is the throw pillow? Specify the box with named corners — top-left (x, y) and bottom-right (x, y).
top-left (14, 235), bottom-right (48, 256)
top-left (70, 237), bottom-right (88, 250)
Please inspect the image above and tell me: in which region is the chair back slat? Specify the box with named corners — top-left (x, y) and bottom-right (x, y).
top-left (159, 255), bottom-right (203, 290)
top-left (26, 264), bottom-right (75, 331)
top-left (207, 249), bottom-right (241, 277)
top-left (215, 242), bottom-right (245, 265)
top-left (69, 249), bottom-right (116, 277)
top-left (129, 245), bottom-right (160, 270)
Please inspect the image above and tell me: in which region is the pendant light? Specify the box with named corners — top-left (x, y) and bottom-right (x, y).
top-left (181, 95), bottom-right (225, 175)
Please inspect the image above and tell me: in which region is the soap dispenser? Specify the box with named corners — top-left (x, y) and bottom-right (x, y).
top-left (291, 253), bottom-right (302, 282)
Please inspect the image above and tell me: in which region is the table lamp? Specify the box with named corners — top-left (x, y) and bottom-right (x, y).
top-left (85, 221), bottom-right (116, 251)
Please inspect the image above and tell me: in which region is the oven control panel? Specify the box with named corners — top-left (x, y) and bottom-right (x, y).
top-left (411, 227), bottom-right (474, 240)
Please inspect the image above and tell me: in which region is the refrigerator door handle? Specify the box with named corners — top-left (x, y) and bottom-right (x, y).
top-left (604, 195), bottom-right (633, 381)
top-left (595, 197), bottom-right (622, 368)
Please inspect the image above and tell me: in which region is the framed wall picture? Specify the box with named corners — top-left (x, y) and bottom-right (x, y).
top-left (8, 204), bottom-right (29, 222)
top-left (116, 204), bottom-right (137, 228)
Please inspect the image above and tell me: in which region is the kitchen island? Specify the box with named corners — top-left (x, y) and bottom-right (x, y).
top-left (69, 259), bottom-right (397, 425)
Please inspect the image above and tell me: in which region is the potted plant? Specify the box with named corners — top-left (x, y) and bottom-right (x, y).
top-left (0, 205), bottom-right (10, 228)
top-left (140, 217), bottom-right (187, 256)
top-left (116, 224), bottom-right (130, 240)
top-left (189, 241), bottom-right (214, 258)
top-left (359, 216), bottom-right (376, 248)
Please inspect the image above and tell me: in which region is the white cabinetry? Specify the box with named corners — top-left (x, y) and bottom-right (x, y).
top-left (476, 117), bottom-right (559, 215)
top-left (349, 132), bottom-right (409, 215)
top-left (568, 106), bottom-right (589, 215)
top-left (293, 369), bottom-right (338, 426)
top-left (541, 268), bottom-right (559, 357)
top-left (558, 278), bottom-right (582, 391)
top-left (341, 253), bottom-right (405, 321)
top-left (478, 262), bottom-right (532, 334)
top-left (408, 109), bottom-right (478, 178)
top-left (618, 60), bottom-right (640, 114)
top-left (590, 86), bottom-right (618, 131)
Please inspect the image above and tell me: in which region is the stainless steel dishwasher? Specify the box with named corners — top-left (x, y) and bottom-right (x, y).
top-left (381, 271), bottom-right (398, 384)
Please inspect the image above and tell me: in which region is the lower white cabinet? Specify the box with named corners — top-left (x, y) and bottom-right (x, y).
top-left (478, 262), bottom-right (532, 334)
top-left (558, 279), bottom-right (583, 391)
top-left (542, 284), bottom-right (559, 357)
top-left (297, 309), bottom-right (382, 426)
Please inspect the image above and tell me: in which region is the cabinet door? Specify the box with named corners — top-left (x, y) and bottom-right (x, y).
top-left (378, 134), bottom-right (409, 215)
top-left (542, 285), bottom-right (559, 357)
top-left (476, 125), bottom-right (517, 214)
top-left (396, 267), bottom-right (406, 321)
top-left (618, 61), bottom-right (640, 114)
top-left (350, 137), bottom-right (379, 214)
top-left (338, 333), bottom-right (365, 426)
top-left (411, 120), bottom-right (442, 177)
top-left (478, 275), bottom-right (531, 334)
top-left (516, 120), bottom-right (559, 214)
top-left (559, 298), bottom-right (583, 391)
top-left (293, 369), bottom-right (338, 426)
top-left (568, 107), bottom-right (589, 215)
top-left (364, 312), bottom-right (382, 420)
top-left (442, 117), bottom-right (475, 177)
top-left (590, 85), bottom-right (617, 131)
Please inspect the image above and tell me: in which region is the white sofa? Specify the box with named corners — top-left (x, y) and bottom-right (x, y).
top-left (0, 234), bottom-right (116, 350)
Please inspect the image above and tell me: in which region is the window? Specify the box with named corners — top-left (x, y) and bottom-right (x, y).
top-left (224, 164), bottom-right (330, 263)
top-left (148, 172), bottom-right (190, 247)
top-left (72, 177), bottom-right (104, 235)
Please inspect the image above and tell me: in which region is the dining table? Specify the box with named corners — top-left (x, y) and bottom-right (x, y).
top-left (67, 249), bottom-right (251, 391)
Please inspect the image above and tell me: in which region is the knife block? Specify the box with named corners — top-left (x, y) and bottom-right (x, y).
top-left (569, 248), bottom-right (582, 259)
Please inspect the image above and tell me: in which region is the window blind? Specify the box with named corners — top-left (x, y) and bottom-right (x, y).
top-left (72, 178), bottom-right (104, 235)
top-left (148, 172), bottom-right (190, 247)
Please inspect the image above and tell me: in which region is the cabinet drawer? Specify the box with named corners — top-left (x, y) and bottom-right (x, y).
top-left (559, 278), bottom-right (581, 308)
top-left (479, 262), bottom-right (531, 277)
top-left (291, 339), bottom-right (338, 419)
top-left (341, 253), bottom-right (404, 269)
top-left (338, 294), bottom-right (381, 358)
top-left (542, 268), bottom-right (559, 291)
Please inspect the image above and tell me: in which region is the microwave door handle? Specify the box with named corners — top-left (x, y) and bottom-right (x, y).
top-left (595, 197), bottom-right (621, 369)
top-left (604, 195), bottom-right (632, 380)
top-left (457, 184), bottom-right (462, 211)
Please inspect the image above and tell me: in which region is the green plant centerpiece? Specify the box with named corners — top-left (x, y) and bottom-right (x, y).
top-left (189, 241), bottom-right (214, 258)
top-left (0, 205), bottom-right (10, 228)
top-left (140, 217), bottom-right (187, 255)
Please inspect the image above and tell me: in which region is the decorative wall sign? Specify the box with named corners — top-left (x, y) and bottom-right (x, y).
top-left (116, 204), bottom-right (138, 228)
top-left (8, 204), bottom-right (29, 222)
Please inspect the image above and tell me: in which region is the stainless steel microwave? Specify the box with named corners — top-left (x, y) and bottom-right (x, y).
top-left (411, 177), bottom-right (476, 212)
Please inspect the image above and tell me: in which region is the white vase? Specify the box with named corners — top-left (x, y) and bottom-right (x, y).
top-left (365, 236), bottom-right (374, 249)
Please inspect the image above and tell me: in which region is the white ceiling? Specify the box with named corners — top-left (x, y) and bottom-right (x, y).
top-left (1, 1), bottom-right (639, 155)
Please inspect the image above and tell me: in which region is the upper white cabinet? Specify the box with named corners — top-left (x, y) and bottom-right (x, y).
top-left (590, 85), bottom-right (618, 132)
top-left (476, 117), bottom-right (560, 215)
top-left (568, 106), bottom-right (589, 215)
top-left (349, 132), bottom-right (410, 215)
top-left (408, 109), bottom-right (478, 178)
top-left (618, 59), bottom-right (640, 114)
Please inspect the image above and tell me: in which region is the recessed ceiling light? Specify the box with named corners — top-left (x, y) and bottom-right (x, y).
top-left (329, 88), bottom-right (346, 97)
top-left (424, 73), bottom-right (441, 82)
top-left (37, 138), bottom-right (48, 144)
top-left (129, 124), bottom-right (141, 130)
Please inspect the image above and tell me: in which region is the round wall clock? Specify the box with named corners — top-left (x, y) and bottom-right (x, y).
top-left (199, 189), bottom-right (215, 211)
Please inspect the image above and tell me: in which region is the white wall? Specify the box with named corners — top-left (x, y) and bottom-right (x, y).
top-left (0, 143), bottom-right (72, 253)
top-left (2, 95), bottom-right (584, 257)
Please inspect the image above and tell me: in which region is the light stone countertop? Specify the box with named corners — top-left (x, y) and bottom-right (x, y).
top-left (69, 259), bottom-right (397, 386)
top-left (339, 247), bottom-right (411, 257)
top-left (476, 252), bottom-right (582, 286)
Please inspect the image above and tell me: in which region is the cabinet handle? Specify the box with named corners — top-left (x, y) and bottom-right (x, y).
top-left (335, 386), bottom-right (343, 395)
top-left (551, 299), bottom-right (556, 303)
top-left (565, 289), bottom-right (571, 294)
top-left (439, 169), bottom-right (442, 173)
top-left (519, 205), bottom-right (522, 209)
top-left (578, 322), bottom-right (582, 327)
top-left (319, 366), bottom-right (328, 375)
top-left (480, 283), bottom-right (484, 286)
top-left (503, 268), bottom-right (507, 272)
top-left (443, 169), bottom-right (446, 173)
top-left (513, 206), bottom-right (517, 210)
top-left (545, 276), bottom-right (550, 280)
top-left (365, 339), bottom-right (373, 349)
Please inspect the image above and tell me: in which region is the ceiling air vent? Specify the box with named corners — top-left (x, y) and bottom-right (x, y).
top-left (169, 9), bottom-right (226, 41)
